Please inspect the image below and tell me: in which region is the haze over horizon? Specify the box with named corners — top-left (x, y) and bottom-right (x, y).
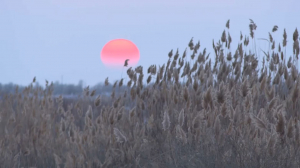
top-left (1, 0), bottom-right (299, 86)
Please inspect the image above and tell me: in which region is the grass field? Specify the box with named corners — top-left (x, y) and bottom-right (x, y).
top-left (1, 19), bottom-right (300, 168)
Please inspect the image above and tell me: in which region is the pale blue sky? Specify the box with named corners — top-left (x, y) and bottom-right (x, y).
top-left (1, 0), bottom-right (299, 86)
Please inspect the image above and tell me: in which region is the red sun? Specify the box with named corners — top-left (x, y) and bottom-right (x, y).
top-left (101, 39), bottom-right (140, 68)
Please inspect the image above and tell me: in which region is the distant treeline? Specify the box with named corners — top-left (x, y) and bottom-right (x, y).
top-left (0, 80), bottom-right (126, 97)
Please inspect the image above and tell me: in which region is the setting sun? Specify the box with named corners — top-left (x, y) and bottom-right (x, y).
top-left (101, 39), bottom-right (140, 68)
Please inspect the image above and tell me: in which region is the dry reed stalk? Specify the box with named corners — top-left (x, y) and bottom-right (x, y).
top-left (287, 118), bottom-right (294, 139)
top-left (94, 95), bottom-right (101, 107)
top-left (251, 114), bottom-right (267, 131)
top-left (162, 110), bottom-right (170, 131)
top-left (53, 153), bottom-right (62, 168)
top-left (214, 115), bottom-right (221, 140)
top-left (276, 111), bottom-right (285, 137)
top-left (175, 125), bottom-right (187, 144)
top-left (113, 128), bottom-right (127, 143)
top-left (267, 133), bottom-right (277, 156)
top-left (178, 109), bottom-right (185, 127)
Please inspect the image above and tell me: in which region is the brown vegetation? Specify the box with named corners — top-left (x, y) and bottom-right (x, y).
top-left (1, 19), bottom-right (300, 167)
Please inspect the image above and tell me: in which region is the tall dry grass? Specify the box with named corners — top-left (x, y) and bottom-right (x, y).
top-left (1, 19), bottom-right (300, 167)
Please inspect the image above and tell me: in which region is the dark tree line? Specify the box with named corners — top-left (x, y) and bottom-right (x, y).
top-left (0, 79), bottom-right (130, 98)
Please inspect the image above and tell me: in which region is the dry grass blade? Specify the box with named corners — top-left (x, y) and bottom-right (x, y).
top-left (147, 75), bottom-right (152, 84)
top-left (221, 30), bottom-right (226, 43)
top-left (105, 77), bottom-right (109, 86)
top-left (114, 128), bottom-right (127, 143)
top-left (175, 125), bottom-right (187, 144)
top-left (293, 28), bottom-right (299, 42)
top-left (162, 110), bottom-right (170, 131)
top-left (178, 109), bottom-right (185, 127)
top-left (13, 152), bottom-right (20, 167)
top-left (94, 95), bottom-right (101, 107)
top-left (267, 133), bottom-right (277, 156)
top-left (240, 79), bottom-right (249, 97)
top-left (272, 25), bottom-right (278, 32)
top-left (86, 105), bottom-right (93, 120)
top-left (283, 29), bottom-right (287, 47)
top-left (226, 19), bottom-right (230, 29)
top-left (124, 59), bottom-right (129, 67)
top-left (168, 49), bottom-right (173, 58)
top-left (192, 114), bottom-right (203, 129)
top-left (188, 37), bottom-right (194, 50)
top-left (240, 31), bottom-right (243, 41)
top-left (268, 97), bottom-right (277, 110)
top-left (276, 111), bottom-right (285, 136)
top-left (251, 114), bottom-right (267, 131)
top-left (90, 89), bottom-right (96, 97)
top-left (287, 118), bottom-right (294, 139)
top-left (119, 78), bottom-right (124, 87)
top-left (269, 32), bottom-right (273, 43)
top-left (214, 115), bottom-right (221, 139)
top-left (54, 153), bottom-right (62, 167)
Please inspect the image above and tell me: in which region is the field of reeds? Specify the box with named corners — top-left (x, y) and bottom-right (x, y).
top-left (1, 19), bottom-right (300, 168)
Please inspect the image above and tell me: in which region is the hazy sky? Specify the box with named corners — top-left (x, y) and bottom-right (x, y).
top-left (1, 0), bottom-right (299, 86)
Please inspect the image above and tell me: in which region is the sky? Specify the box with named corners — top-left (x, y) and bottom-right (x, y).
top-left (1, 0), bottom-right (299, 86)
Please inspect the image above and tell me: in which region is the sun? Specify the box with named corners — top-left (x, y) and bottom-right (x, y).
top-left (101, 39), bottom-right (140, 68)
